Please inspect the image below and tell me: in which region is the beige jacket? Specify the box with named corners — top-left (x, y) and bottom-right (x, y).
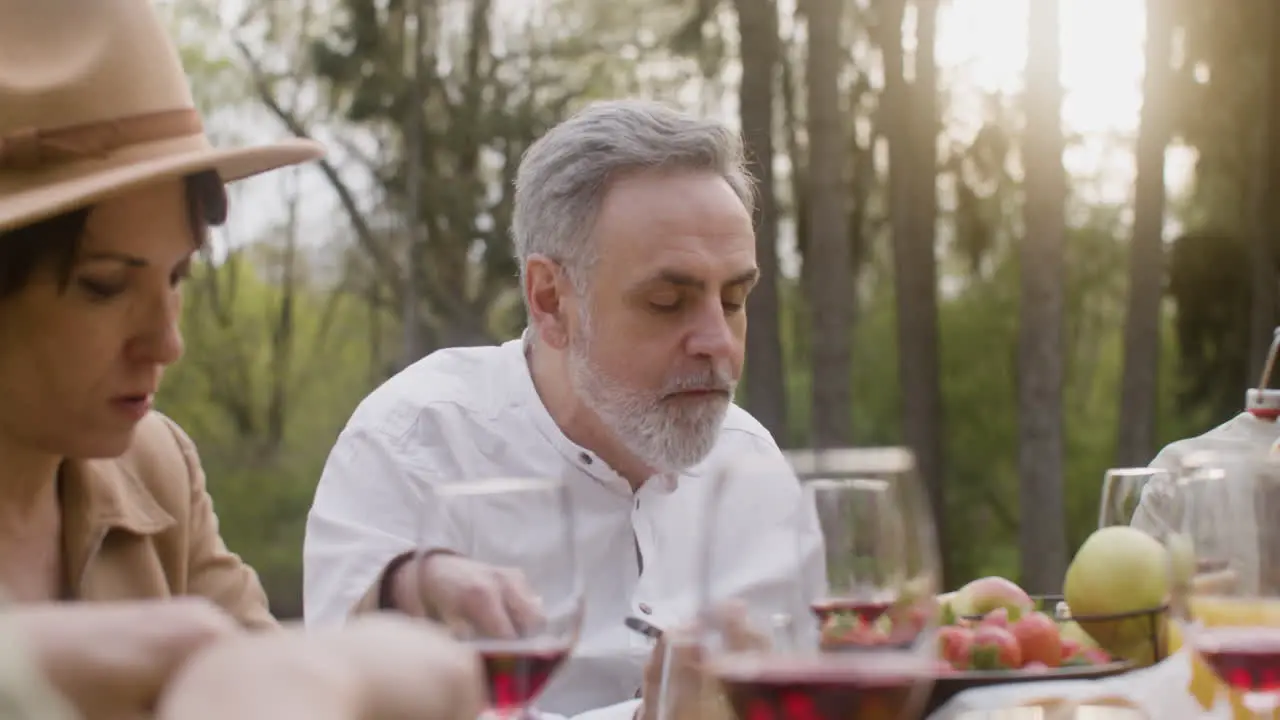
top-left (58, 412), bottom-right (275, 630)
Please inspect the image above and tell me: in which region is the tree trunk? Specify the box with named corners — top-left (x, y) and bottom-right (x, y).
top-left (805, 0), bottom-right (853, 448)
top-left (1018, 0), bottom-right (1068, 594)
top-left (267, 172), bottom-right (301, 453)
top-left (1250, 1), bottom-right (1280, 385)
top-left (402, 0), bottom-right (427, 366)
top-left (732, 0), bottom-right (790, 444)
top-left (882, 0), bottom-right (949, 585)
top-left (1116, 0), bottom-right (1173, 467)
top-left (904, 0), bottom-right (949, 586)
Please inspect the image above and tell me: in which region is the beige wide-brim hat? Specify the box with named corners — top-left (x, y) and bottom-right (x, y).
top-left (0, 0), bottom-right (325, 234)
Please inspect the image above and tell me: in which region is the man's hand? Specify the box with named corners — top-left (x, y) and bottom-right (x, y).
top-left (391, 553), bottom-right (544, 638)
top-left (636, 603), bottom-right (770, 720)
top-left (14, 597), bottom-right (239, 719)
top-left (156, 614), bottom-right (486, 720)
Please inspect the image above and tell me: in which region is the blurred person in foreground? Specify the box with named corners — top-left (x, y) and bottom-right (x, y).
top-left (304, 99), bottom-right (823, 719)
top-left (0, 598), bottom-right (485, 720)
top-left (0, 3), bottom-right (496, 718)
top-left (0, 0), bottom-right (321, 623)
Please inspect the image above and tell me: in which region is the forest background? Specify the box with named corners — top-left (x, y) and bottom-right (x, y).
top-left (157, 0), bottom-right (1276, 617)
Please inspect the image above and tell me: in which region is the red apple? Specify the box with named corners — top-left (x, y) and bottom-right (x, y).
top-left (953, 576), bottom-right (1034, 619)
top-left (969, 625), bottom-right (1023, 670)
top-left (980, 607), bottom-right (1011, 628)
top-left (1011, 612), bottom-right (1063, 668)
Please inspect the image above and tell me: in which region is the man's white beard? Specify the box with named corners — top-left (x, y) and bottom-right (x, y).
top-left (567, 321), bottom-right (734, 474)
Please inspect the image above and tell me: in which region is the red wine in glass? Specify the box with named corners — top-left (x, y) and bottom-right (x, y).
top-left (1196, 626), bottom-right (1280, 696)
top-left (474, 639), bottom-right (571, 716)
top-left (811, 598), bottom-right (894, 625)
top-left (713, 654), bottom-right (931, 720)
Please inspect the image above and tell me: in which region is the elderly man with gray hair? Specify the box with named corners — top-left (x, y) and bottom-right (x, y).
top-left (303, 99), bottom-right (822, 720)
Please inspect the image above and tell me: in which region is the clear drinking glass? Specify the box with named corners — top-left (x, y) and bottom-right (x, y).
top-left (1170, 457), bottom-right (1280, 717)
top-left (1098, 467), bottom-right (1173, 529)
top-left (697, 448), bottom-right (941, 720)
top-left (418, 478), bottom-right (584, 719)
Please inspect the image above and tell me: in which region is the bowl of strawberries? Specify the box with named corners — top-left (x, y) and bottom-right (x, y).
top-left (816, 579), bottom-right (1141, 716)
top-left (927, 602), bottom-right (1135, 710)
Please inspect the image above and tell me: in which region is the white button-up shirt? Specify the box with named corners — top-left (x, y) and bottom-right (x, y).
top-left (303, 334), bottom-right (822, 719)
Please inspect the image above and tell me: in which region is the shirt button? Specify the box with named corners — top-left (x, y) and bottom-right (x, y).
top-left (579, 452), bottom-right (593, 464)
top-left (639, 602), bottom-right (653, 615)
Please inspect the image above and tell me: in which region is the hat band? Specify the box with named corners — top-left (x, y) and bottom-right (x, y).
top-left (0, 108), bottom-right (203, 171)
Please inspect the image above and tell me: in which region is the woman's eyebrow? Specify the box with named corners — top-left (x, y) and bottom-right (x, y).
top-left (77, 251), bottom-right (148, 267)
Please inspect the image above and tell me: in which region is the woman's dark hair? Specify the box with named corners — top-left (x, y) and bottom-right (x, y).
top-left (0, 170), bottom-right (227, 299)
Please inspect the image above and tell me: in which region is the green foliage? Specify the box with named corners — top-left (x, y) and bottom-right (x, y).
top-left (768, 199), bottom-right (1189, 587)
top-left (1166, 0), bottom-right (1278, 419)
top-left (159, 249), bottom-right (391, 617)
top-left (153, 0), bottom-right (1260, 613)
top-left (1167, 232), bottom-right (1253, 423)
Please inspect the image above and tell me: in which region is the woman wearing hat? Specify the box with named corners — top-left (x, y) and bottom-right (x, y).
top-left (0, 1), bottom-right (494, 718)
top-left (0, 0), bottom-right (320, 623)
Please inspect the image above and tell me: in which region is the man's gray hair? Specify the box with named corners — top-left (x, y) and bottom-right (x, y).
top-left (511, 98), bottom-right (756, 299)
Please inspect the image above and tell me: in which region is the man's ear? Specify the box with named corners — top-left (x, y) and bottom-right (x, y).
top-left (524, 255), bottom-right (571, 350)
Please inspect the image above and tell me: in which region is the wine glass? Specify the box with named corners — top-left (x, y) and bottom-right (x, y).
top-left (1169, 456), bottom-right (1280, 717)
top-left (697, 447), bottom-right (941, 720)
top-left (1099, 467), bottom-right (1172, 529)
top-left (418, 477), bottom-right (584, 719)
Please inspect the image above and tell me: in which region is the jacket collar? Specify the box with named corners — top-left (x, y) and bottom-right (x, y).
top-left (59, 456), bottom-right (176, 593)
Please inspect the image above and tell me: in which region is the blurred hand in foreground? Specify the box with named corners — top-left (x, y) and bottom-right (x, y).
top-left (156, 612), bottom-right (486, 720)
top-left (13, 597), bottom-right (238, 719)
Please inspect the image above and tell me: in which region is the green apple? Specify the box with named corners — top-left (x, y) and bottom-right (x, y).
top-left (1063, 526), bottom-right (1170, 666)
top-left (1166, 531), bottom-right (1195, 589)
top-left (1058, 620), bottom-right (1099, 649)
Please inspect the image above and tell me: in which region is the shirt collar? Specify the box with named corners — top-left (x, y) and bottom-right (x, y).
top-left (58, 454), bottom-right (177, 592)
top-left (508, 330), bottom-right (679, 495)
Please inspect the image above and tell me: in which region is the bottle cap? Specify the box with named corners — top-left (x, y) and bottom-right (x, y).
top-left (1247, 388), bottom-right (1280, 420)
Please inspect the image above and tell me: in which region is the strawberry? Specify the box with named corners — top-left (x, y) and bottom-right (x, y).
top-left (938, 624), bottom-right (976, 670)
top-left (969, 625), bottom-right (1023, 670)
top-left (1060, 647), bottom-right (1110, 667)
top-left (1081, 648), bottom-right (1111, 665)
top-left (1010, 612), bottom-right (1062, 668)
top-left (820, 614), bottom-right (889, 648)
top-left (819, 613), bottom-right (857, 645)
top-left (1060, 638), bottom-right (1083, 662)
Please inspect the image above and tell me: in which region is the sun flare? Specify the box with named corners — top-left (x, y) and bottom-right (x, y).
top-left (938, 0), bottom-right (1192, 203)
top-left (939, 0), bottom-right (1147, 134)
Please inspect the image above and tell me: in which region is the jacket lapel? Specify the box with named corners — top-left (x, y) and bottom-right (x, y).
top-left (59, 456), bottom-right (176, 599)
